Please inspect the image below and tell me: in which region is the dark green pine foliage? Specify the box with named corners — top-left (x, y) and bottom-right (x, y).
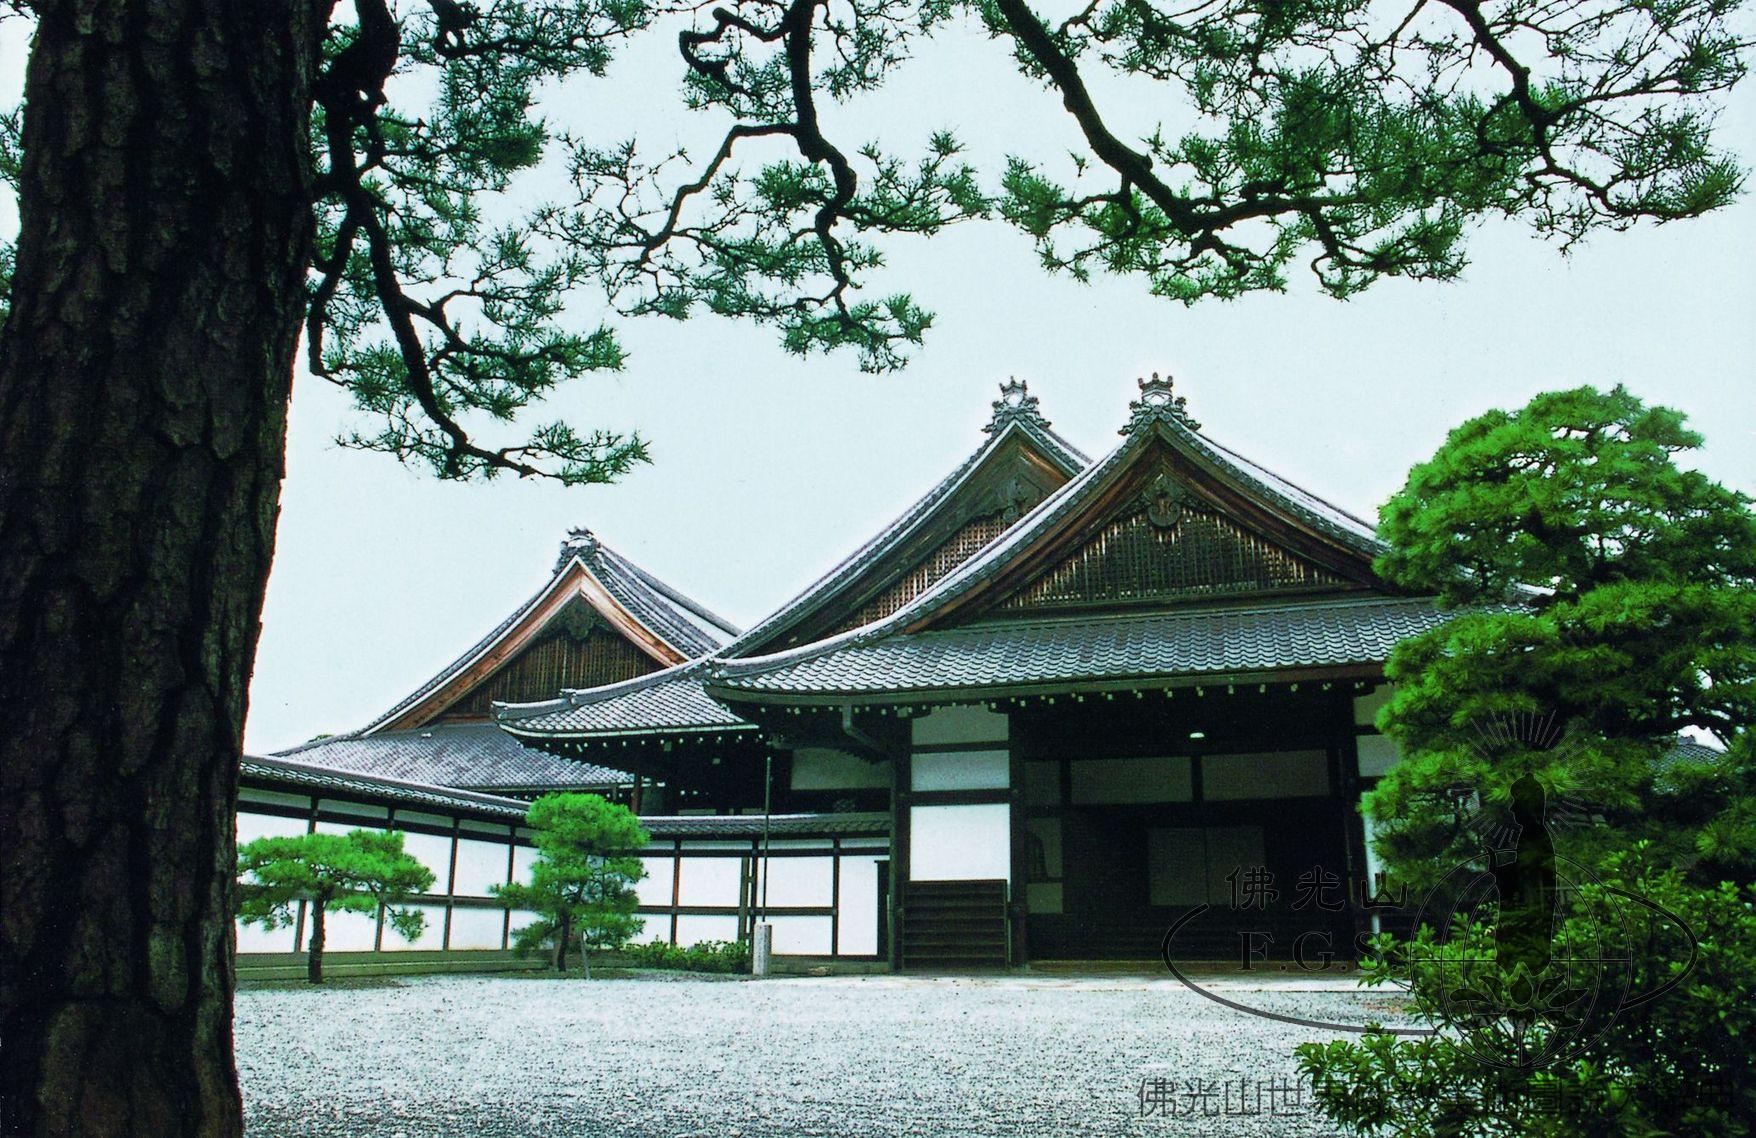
top-left (7, 0), bottom-right (1747, 483)
top-left (1367, 384), bottom-right (1756, 887)
top-left (236, 830), bottom-right (437, 984)
top-left (493, 793), bottom-right (649, 978)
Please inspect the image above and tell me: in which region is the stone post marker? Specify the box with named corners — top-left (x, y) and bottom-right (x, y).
top-left (752, 922), bottom-right (773, 977)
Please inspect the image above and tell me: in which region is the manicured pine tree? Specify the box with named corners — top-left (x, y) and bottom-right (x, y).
top-left (1366, 383), bottom-right (1756, 882)
top-left (237, 830), bottom-right (436, 984)
top-left (494, 794), bottom-right (649, 978)
top-left (1296, 384), bottom-right (1756, 1135)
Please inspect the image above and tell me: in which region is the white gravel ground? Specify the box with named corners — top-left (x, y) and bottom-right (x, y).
top-left (238, 971), bottom-right (1406, 1137)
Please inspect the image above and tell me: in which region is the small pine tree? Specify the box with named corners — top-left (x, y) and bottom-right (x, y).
top-left (237, 830), bottom-right (435, 984)
top-left (495, 794), bottom-right (648, 978)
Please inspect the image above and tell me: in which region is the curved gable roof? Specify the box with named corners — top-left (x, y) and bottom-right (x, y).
top-left (722, 388), bottom-right (1089, 657)
top-left (707, 377), bottom-right (1404, 701)
top-left (494, 382), bottom-right (1088, 743)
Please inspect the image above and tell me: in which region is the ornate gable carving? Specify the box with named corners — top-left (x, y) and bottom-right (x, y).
top-left (998, 472), bottom-right (1346, 611)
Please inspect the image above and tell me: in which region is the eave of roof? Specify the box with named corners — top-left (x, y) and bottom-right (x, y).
top-left (705, 594), bottom-right (1453, 703)
top-left (638, 812), bottom-right (890, 838)
top-left (274, 721), bottom-right (631, 791)
top-left (497, 660), bottom-right (759, 740)
top-left (241, 753), bottom-right (536, 820)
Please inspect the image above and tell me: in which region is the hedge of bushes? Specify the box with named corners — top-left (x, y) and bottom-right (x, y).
top-left (618, 938), bottom-right (750, 974)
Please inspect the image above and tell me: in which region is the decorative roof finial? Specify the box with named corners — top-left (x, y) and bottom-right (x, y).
top-left (1122, 372), bottom-right (1200, 435)
top-left (557, 526), bottom-right (601, 570)
top-left (985, 378), bottom-right (1051, 435)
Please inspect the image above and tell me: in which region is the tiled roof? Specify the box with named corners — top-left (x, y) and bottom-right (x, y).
top-left (639, 812), bottom-right (890, 838)
top-left (494, 395), bottom-right (1088, 743)
top-left (496, 380), bottom-right (1403, 733)
top-left (586, 538), bottom-right (741, 661)
top-left (241, 753), bottom-right (535, 820)
top-left (274, 722), bottom-right (630, 791)
top-left (710, 596), bottom-right (1454, 699)
top-left (857, 415), bottom-right (1385, 641)
top-left (1655, 738), bottom-right (1733, 772)
top-left (1182, 429), bottom-right (1382, 555)
top-left (720, 412), bottom-right (1087, 658)
top-left (360, 530), bottom-right (736, 735)
top-left (498, 662), bottom-right (756, 739)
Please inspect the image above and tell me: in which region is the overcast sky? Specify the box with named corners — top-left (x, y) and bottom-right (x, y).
top-left (3, 17), bottom-right (1751, 753)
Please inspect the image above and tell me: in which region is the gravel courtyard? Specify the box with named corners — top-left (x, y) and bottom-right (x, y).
top-left (238, 971), bottom-right (1402, 1137)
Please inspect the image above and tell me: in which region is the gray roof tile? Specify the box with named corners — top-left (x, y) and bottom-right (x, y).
top-left (241, 753), bottom-right (536, 819)
top-left (639, 812), bottom-right (890, 838)
top-left (710, 596), bottom-right (1455, 698)
top-left (360, 531), bottom-right (736, 736)
top-left (498, 662), bottom-right (755, 738)
top-left (720, 413), bottom-right (1087, 658)
top-left (275, 722), bottom-right (630, 791)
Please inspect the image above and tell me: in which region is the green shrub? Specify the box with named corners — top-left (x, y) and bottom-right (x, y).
top-left (1298, 848), bottom-right (1756, 1135)
top-left (619, 938), bottom-right (750, 974)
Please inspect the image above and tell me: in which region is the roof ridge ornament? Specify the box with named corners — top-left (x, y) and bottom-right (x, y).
top-left (1122, 372), bottom-right (1201, 434)
top-left (984, 378), bottom-right (1052, 435)
top-left (557, 526), bottom-right (601, 571)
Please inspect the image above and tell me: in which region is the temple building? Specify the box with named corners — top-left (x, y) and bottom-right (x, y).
top-left (238, 374), bottom-right (1431, 977)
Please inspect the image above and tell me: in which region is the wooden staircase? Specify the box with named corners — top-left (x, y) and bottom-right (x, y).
top-left (901, 879), bottom-right (1009, 970)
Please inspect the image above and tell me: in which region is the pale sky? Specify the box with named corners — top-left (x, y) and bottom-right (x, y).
top-left (2, 18), bottom-right (1752, 754)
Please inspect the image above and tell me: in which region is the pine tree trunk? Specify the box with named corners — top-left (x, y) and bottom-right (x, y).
top-left (0, 2), bottom-right (325, 1135)
top-left (307, 906), bottom-right (326, 986)
top-left (554, 914), bottom-right (571, 973)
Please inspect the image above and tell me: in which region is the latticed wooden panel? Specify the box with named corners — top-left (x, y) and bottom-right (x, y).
top-left (448, 626), bottom-right (660, 715)
top-left (831, 513), bottom-right (1009, 634)
top-left (1001, 504), bottom-right (1343, 610)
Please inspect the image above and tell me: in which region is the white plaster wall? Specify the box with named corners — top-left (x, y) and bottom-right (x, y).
top-left (1353, 684), bottom-right (1394, 727)
top-left (451, 837), bottom-right (511, 896)
top-left (911, 704), bottom-right (1008, 746)
top-left (400, 831), bottom-right (456, 892)
top-left (909, 803), bottom-right (1010, 882)
top-left (674, 914), bottom-right (739, 947)
top-left (676, 856), bottom-right (743, 907)
top-left (911, 750), bottom-right (1010, 791)
top-left (381, 903), bottom-right (448, 951)
top-left (768, 915), bottom-right (834, 955)
top-left (761, 857), bottom-right (834, 907)
top-left (235, 918), bottom-right (297, 953)
top-left (237, 811), bottom-right (309, 845)
top-left (447, 907), bottom-right (506, 950)
top-left (320, 907), bottom-right (380, 952)
top-left (836, 855), bottom-right (882, 955)
top-left (634, 856), bottom-right (675, 907)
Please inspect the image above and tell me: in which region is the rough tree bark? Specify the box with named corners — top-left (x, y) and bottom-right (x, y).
top-left (0, 2), bottom-right (325, 1134)
top-left (554, 913), bottom-right (571, 973)
top-left (306, 904), bottom-right (327, 986)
